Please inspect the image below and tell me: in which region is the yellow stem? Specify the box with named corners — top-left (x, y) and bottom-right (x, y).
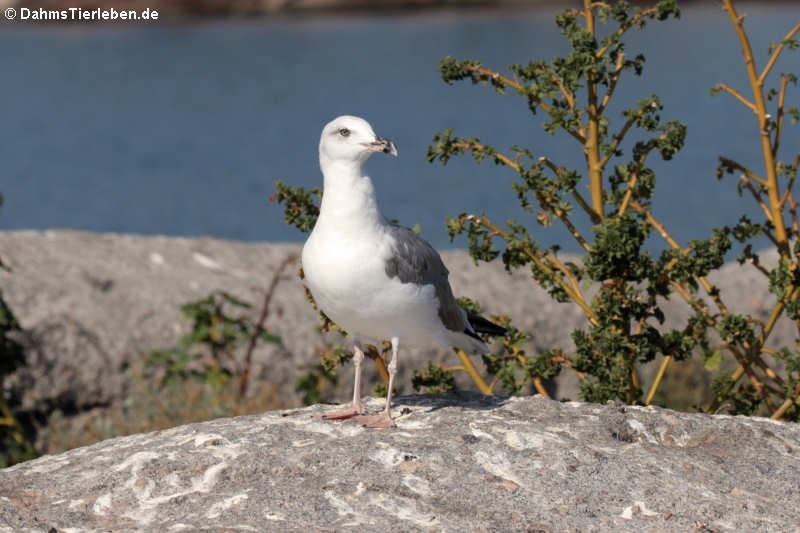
top-left (452, 141), bottom-right (522, 172)
top-left (751, 261), bottom-right (772, 278)
top-left (454, 142), bottom-right (594, 255)
top-left (617, 146), bottom-right (660, 216)
top-left (719, 157), bottom-right (767, 187)
top-left (455, 349), bottom-right (492, 395)
top-left (547, 253), bottom-right (585, 300)
top-left (722, 0), bottom-right (790, 256)
top-left (599, 52), bottom-right (625, 114)
top-left (598, 108), bottom-right (647, 171)
top-left (473, 215), bottom-right (599, 326)
top-left (573, 191), bottom-right (599, 222)
top-left (466, 65), bottom-right (524, 92)
top-left (740, 175), bottom-right (774, 225)
top-left (532, 377), bottom-right (550, 398)
top-left (669, 281), bottom-right (713, 324)
top-left (465, 65), bottom-right (585, 144)
top-left (772, 74), bottom-right (788, 157)
top-left (771, 397), bottom-right (795, 420)
top-left (787, 159), bottom-right (800, 237)
top-left (540, 156), bottom-right (597, 221)
top-left (712, 284), bottom-right (800, 412)
top-left (595, 7), bottom-right (658, 59)
top-left (513, 352), bottom-right (550, 398)
top-left (552, 355), bottom-right (587, 381)
top-left (553, 74), bottom-right (577, 112)
top-left (373, 356), bottom-right (390, 385)
top-left (759, 22), bottom-right (800, 84)
top-left (645, 356), bottom-right (672, 405)
top-left (617, 173), bottom-right (638, 216)
top-left (557, 211), bottom-right (591, 252)
top-left (584, 0), bottom-right (603, 218)
top-left (454, 143), bottom-right (592, 250)
top-left (632, 202), bottom-right (730, 315)
top-left (760, 285), bottom-right (798, 353)
top-left (778, 154), bottom-right (799, 208)
top-left (714, 83), bottom-right (757, 113)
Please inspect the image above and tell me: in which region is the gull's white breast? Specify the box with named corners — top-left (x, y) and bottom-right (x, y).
top-left (302, 225), bottom-right (445, 346)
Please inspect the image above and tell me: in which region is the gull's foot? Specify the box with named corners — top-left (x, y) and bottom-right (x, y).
top-left (354, 412), bottom-right (397, 429)
top-left (318, 403), bottom-right (364, 421)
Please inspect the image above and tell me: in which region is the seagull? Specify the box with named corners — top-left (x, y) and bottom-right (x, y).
top-left (301, 115), bottom-right (506, 428)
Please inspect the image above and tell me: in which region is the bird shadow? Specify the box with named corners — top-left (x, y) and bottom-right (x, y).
top-left (392, 391), bottom-right (511, 415)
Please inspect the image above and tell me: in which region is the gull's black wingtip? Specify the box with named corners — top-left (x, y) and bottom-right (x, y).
top-left (466, 312), bottom-right (508, 338)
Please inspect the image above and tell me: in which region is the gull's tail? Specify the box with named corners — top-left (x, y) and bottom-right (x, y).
top-left (448, 312), bottom-right (508, 356)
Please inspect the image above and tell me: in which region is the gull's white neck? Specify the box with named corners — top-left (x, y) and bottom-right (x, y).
top-left (318, 156), bottom-right (385, 233)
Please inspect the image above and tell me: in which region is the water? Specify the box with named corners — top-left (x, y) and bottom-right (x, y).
top-left (1, 3), bottom-right (798, 254)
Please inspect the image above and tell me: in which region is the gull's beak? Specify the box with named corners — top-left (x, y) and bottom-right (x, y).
top-left (366, 136), bottom-right (398, 157)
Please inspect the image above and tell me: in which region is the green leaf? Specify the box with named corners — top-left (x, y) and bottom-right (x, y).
top-left (703, 350), bottom-right (722, 371)
top-left (259, 331), bottom-right (282, 345)
top-left (412, 362), bottom-right (456, 394)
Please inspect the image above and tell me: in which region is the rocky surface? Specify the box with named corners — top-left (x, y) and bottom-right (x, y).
top-left (0, 230), bottom-right (793, 417)
top-left (1, 393), bottom-right (799, 532)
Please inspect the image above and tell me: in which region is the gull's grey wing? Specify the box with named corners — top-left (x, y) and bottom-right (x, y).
top-left (384, 225), bottom-right (469, 334)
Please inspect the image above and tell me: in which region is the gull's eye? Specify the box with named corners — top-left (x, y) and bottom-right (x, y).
top-left (338, 128), bottom-right (351, 137)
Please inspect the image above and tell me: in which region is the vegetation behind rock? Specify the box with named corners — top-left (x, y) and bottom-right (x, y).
top-left (276, 0), bottom-right (800, 421)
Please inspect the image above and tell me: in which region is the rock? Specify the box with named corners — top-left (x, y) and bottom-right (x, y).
top-left (0, 230), bottom-right (311, 414)
top-left (1, 393), bottom-right (799, 532)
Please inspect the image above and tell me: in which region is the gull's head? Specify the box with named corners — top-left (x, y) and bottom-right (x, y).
top-left (319, 115), bottom-right (398, 169)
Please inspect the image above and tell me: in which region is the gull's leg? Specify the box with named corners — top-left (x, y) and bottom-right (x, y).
top-left (352, 339), bottom-right (365, 409)
top-left (355, 336), bottom-right (398, 429)
top-left (321, 339), bottom-right (365, 420)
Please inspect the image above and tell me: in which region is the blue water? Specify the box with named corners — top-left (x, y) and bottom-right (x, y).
top-left (1, 3), bottom-right (798, 254)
